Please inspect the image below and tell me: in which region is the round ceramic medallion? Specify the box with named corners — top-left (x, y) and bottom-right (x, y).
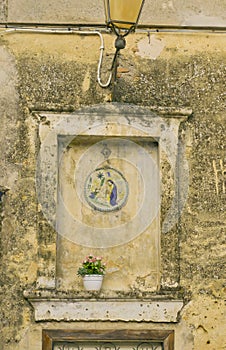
top-left (84, 167), bottom-right (129, 212)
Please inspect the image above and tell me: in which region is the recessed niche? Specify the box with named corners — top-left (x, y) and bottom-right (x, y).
top-left (26, 103), bottom-right (192, 322)
top-left (57, 135), bottom-right (160, 292)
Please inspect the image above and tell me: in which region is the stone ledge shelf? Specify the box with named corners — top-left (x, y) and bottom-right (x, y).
top-left (24, 290), bottom-right (183, 323)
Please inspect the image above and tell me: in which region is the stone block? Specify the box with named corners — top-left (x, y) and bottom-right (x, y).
top-left (5, 0), bottom-right (226, 27)
top-left (29, 298), bottom-right (184, 322)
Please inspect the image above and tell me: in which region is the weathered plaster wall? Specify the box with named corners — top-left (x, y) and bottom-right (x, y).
top-left (0, 20), bottom-right (225, 350)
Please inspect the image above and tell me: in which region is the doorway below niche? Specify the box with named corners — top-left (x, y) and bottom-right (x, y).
top-left (42, 329), bottom-right (175, 350)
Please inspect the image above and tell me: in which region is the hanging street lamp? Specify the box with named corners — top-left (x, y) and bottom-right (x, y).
top-left (104, 0), bottom-right (145, 34)
top-left (103, 0), bottom-right (145, 84)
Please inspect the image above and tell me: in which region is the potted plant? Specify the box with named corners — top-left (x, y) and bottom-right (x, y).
top-left (77, 254), bottom-right (106, 291)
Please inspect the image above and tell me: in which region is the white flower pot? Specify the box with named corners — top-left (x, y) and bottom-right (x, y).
top-left (82, 274), bottom-right (104, 291)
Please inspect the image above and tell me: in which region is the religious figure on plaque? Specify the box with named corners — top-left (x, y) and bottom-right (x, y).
top-left (84, 167), bottom-right (129, 212)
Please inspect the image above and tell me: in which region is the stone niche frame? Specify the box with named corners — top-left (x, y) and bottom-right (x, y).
top-left (25, 103), bottom-right (192, 323)
top-left (42, 329), bottom-right (174, 350)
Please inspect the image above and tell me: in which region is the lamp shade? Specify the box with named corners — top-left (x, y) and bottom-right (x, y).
top-left (104, 0), bottom-right (145, 31)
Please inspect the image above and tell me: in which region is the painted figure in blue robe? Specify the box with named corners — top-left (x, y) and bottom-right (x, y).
top-left (107, 179), bottom-right (117, 206)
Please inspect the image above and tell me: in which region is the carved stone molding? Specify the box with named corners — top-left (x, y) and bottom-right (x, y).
top-left (24, 290), bottom-right (183, 322)
top-left (35, 299), bottom-right (183, 322)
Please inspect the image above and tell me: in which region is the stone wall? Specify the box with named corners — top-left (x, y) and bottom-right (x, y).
top-left (0, 2), bottom-right (225, 350)
top-left (1, 0), bottom-right (226, 27)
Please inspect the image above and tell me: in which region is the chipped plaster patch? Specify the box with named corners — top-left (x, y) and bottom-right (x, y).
top-left (136, 36), bottom-right (165, 60)
top-left (161, 1), bottom-right (176, 11)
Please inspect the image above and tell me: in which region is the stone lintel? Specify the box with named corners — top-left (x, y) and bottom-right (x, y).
top-left (36, 103), bottom-right (192, 120)
top-left (27, 298), bottom-right (183, 322)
